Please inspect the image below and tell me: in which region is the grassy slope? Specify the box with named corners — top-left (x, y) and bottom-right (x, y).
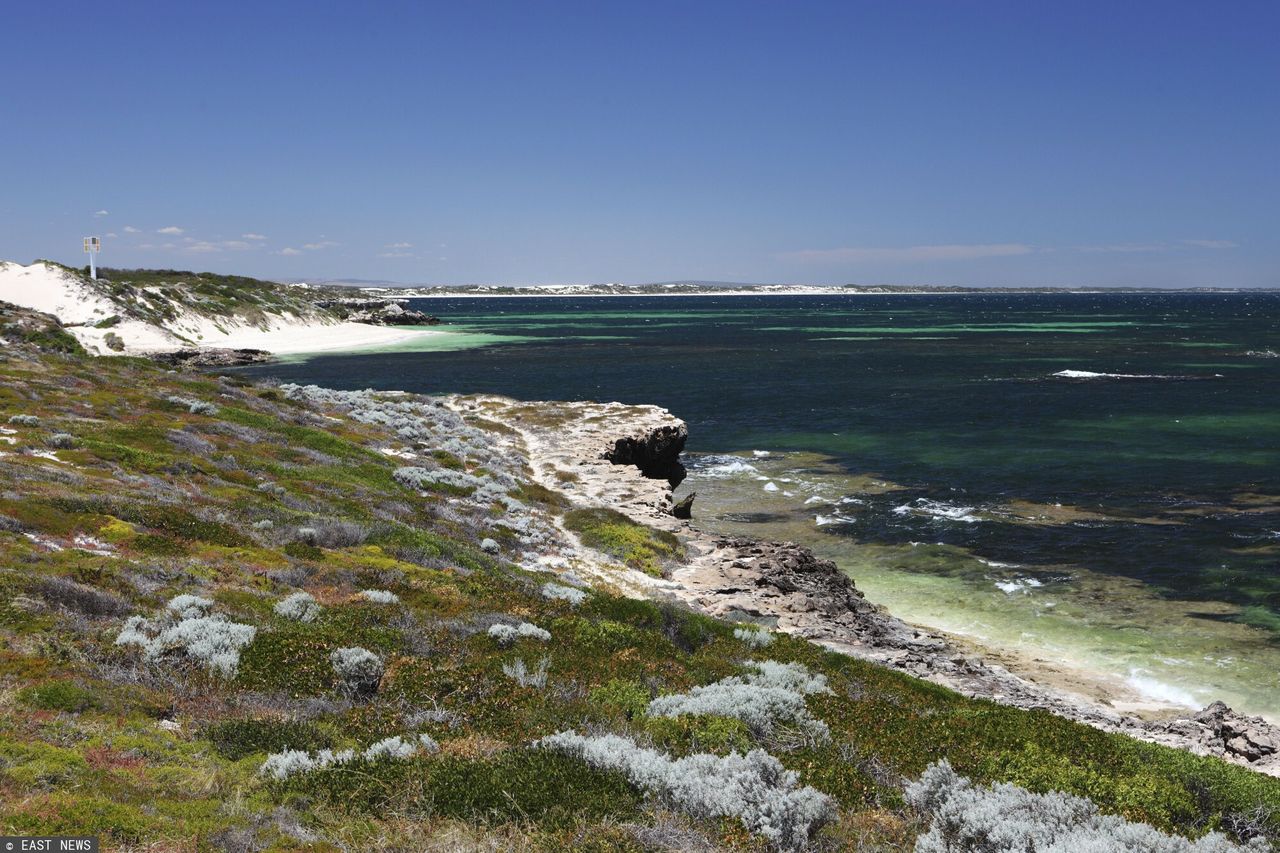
top-left (0, 339), bottom-right (1277, 851)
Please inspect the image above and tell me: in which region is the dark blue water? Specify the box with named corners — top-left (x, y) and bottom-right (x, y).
top-left (240, 294), bottom-right (1280, 640)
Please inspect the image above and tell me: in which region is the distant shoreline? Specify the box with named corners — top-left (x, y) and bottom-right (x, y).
top-left (354, 286), bottom-right (1280, 299)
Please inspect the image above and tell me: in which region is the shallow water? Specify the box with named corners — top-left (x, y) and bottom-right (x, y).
top-left (238, 293), bottom-right (1280, 718)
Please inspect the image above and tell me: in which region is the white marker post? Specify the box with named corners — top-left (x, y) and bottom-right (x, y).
top-left (83, 236), bottom-right (101, 279)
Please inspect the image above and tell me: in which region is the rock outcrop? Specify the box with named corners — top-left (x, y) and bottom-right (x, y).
top-left (316, 298), bottom-right (440, 327)
top-left (1154, 702), bottom-right (1280, 764)
top-left (604, 423), bottom-right (688, 487)
top-left (148, 348), bottom-right (274, 368)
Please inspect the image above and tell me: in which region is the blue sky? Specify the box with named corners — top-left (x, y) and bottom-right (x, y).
top-left (2, 1), bottom-right (1276, 286)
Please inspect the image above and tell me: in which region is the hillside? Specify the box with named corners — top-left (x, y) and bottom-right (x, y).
top-left (0, 315), bottom-right (1277, 851)
top-left (0, 262), bottom-right (438, 357)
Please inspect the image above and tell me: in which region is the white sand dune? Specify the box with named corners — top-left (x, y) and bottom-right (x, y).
top-left (0, 261), bottom-right (441, 356)
top-left (0, 260), bottom-right (118, 324)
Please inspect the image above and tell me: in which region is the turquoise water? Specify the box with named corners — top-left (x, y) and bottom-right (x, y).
top-left (238, 293), bottom-right (1280, 717)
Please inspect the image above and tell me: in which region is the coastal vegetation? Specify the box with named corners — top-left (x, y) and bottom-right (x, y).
top-left (563, 506), bottom-right (684, 577)
top-left (80, 265), bottom-right (336, 328)
top-left (0, 304), bottom-right (1277, 850)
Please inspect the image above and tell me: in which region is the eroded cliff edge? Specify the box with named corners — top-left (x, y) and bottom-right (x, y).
top-left (450, 394), bottom-right (1280, 777)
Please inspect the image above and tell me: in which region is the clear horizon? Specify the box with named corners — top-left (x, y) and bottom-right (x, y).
top-left (3, 1), bottom-right (1277, 288)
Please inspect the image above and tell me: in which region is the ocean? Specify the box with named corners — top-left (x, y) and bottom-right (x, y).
top-left (239, 293), bottom-right (1280, 719)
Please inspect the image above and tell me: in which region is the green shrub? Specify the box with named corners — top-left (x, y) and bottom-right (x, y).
top-left (588, 679), bottom-right (651, 719)
top-left (283, 541), bottom-right (324, 560)
top-left (236, 626), bottom-right (339, 694)
top-left (203, 718), bottom-right (333, 760)
top-left (48, 500), bottom-right (249, 548)
top-left (562, 618), bottom-right (647, 653)
top-left (641, 714), bottom-right (755, 755)
top-left (236, 617), bottom-right (401, 695)
top-left (983, 742), bottom-right (1197, 830)
top-left (2, 795), bottom-right (153, 843)
top-left (430, 450), bottom-right (465, 470)
top-left (284, 750), bottom-right (641, 829)
top-left (585, 594), bottom-right (729, 653)
top-left (562, 508), bottom-right (682, 577)
top-left (513, 481), bottom-right (570, 508)
top-left (131, 534), bottom-right (189, 556)
top-left (18, 680), bottom-right (99, 712)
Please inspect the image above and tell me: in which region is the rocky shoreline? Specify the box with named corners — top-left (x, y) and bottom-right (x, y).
top-left (148, 347), bottom-right (275, 367)
top-left (314, 297), bottom-right (440, 326)
top-left (455, 394), bottom-right (1280, 777)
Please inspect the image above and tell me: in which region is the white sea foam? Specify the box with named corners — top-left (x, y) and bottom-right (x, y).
top-left (1054, 369), bottom-right (1164, 379)
top-left (815, 513), bottom-right (858, 527)
top-left (993, 577), bottom-right (1043, 595)
top-left (763, 481), bottom-right (780, 492)
top-left (695, 456), bottom-right (760, 478)
top-left (1052, 369), bottom-right (1221, 380)
top-left (893, 498), bottom-right (983, 523)
top-left (1125, 669), bottom-right (1201, 709)
top-left (804, 496), bottom-right (825, 505)
top-left (752, 449), bottom-right (771, 458)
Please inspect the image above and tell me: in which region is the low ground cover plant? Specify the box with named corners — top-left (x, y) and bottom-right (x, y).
top-left (0, 331), bottom-right (1275, 850)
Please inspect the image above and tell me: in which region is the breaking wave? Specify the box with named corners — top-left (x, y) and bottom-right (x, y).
top-left (893, 498), bottom-right (984, 523)
top-left (1052, 369), bottom-right (1221, 380)
top-left (1125, 669), bottom-right (1202, 709)
top-left (691, 455), bottom-right (761, 478)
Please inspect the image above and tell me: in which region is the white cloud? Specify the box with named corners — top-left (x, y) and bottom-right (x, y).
top-left (241, 233), bottom-right (267, 240)
top-left (106, 232), bottom-right (118, 238)
top-left (780, 243), bottom-right (1034, 263)
top-left (384, 242), bottom-right (413, 249)
top-left (184, 239), bottom-right (253, 253)
top-left (279, 247), bottom-right (303, 256)
top-left (123, 225), bottom-right (141, 233)
top-left (301, 240), bottom-right (338, 250)
top-left (377, 251), bottom-right (414, 258)
top-left (1075, 239), bottom-right (1239, 253)
top-left (93, 209), bottom-right (109, 217)
top-left (1077, 243), bottom-right (1166, 253)
top-left (157, 226), bottom-right (184, 235)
